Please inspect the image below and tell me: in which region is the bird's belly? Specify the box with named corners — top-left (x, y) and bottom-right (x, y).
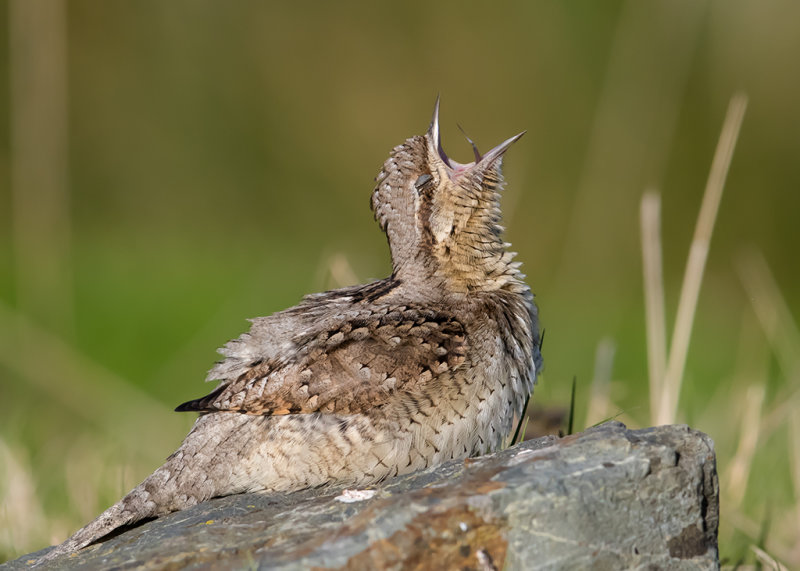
top-left (396, 373), bottom-right (522, 474)
top-left (232, 371), bottom-right (522, 494)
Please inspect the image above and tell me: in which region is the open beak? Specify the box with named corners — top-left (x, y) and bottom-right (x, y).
top-left (427, 97), bottom-right (525, 177)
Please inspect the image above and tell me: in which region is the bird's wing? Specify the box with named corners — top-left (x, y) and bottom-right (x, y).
top-left (175, 306), bottom-right (467, 415)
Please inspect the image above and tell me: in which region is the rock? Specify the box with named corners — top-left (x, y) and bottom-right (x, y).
top-left (5, 422), bottom-right (718, 570)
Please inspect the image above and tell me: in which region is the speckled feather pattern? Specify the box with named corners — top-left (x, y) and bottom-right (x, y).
top-left (40, 104), bottom-right (542, 562)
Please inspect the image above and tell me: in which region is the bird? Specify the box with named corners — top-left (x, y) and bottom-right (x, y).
top-left (39, 99), bottom-right (543, 562)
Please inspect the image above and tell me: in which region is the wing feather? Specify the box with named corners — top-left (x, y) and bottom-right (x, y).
top-left (176, 306), bottom-right (467, 415)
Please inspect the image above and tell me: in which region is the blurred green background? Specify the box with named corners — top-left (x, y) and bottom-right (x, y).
top-left (2, 0), bottom-right (799, 565)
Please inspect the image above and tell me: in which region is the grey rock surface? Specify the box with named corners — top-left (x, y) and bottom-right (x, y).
top-left (5, 422), bottom-right (718, 570)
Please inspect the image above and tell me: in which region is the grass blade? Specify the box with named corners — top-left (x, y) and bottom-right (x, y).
top-left (510, 393), bottom-right (531, 446)
top-left (657, 92), bottom-right (748, 425)
top-left (640, 191), bottom-right (667, 424)
top-left (567, 376), bottom-right (577, 436)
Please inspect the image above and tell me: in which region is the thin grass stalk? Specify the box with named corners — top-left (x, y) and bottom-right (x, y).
top-left (725, 383), bottom-right (765, 509)
top-left (552, 2), bottom-right (704, 287)
top-left (728, 511), bottom-right (795, 566)
top-left (736, 248), bottom-right (800, 438)
top-left (328, 253), bottom-right (360, 288)
top-left (585, 338), bottom-right (616, 427)
top-left (751, 545), bottom-right (790, 571)
top-left (736, 248), bottom-right (800, 381)
top-left (9, 0), bottom-right (73, 333)
top-left (567, 377), bottom-right (577, 435)
top-left (790, 411), bottom-right (800, 557)
top-left (640, 191), bottom-right (667, 424)
top-left (698, 311), bottom-right (765, 432)
top-left (0, 438), bottom-right (47, 558)
top-left (510, 393), bottom-right (531, 446)
top-left (657, 93), bottom-right (748, 425)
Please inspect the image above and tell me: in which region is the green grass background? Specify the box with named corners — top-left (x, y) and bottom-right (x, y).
top-left (1, 0), bottom-right (799, 565)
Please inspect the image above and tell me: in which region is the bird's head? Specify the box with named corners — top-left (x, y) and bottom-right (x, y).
top-left (371, 98), bottom-right (525, 293)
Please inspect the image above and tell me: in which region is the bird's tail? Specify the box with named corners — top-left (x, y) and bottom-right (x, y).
top-left (37, 500), bottom-right (138, 563)
top-left (36, 427), bottom-right (221, 564)
top-left (37, 457), bottom-right (213, 565)
top-left (36, 413), bottom-right (268, 565)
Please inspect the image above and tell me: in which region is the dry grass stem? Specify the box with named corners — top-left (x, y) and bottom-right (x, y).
top-left (0, 438), bottom-right (47, 558)
top-left (790, 411), bottom-right (800, 557)
top-left (736, 248), bottom-right (800, 438)
top-left (699, 311), bottom-right (765, 431)
top-left (751, 546), bottom-right (790, 571)
top-left (9, 0), bottom-right (73, 333)
top-left (725, 383), bottom-right (765, 509)
top-left (640, 191), bottom-right (667, 423)
top-left (552, 2), bottom-right (704, 287)
top-left (720, 256), bottom-right (800, 565)
top-left (585, 337), bottom-right (616, 427)
top-left (313, 252), bottom-right (361, 291)
top-left (737, 248), bottom-right (800, 380)
top-left (657, 93), bottom-right (748, 425)
top-left (328, 253), bottom-right (361, 288)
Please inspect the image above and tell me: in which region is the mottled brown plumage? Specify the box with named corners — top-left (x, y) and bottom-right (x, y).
top-left (40, 99), bottom-right (543, 562)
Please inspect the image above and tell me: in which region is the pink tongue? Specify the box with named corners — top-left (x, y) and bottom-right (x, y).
top-left (450, 163), bottom-right (474, 177)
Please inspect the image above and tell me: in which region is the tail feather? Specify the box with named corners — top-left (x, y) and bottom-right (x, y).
top-left (37, 501), bottom-right (137, 563)
top-left (37, 462), bottom-right (211, 564)
top-left (36, 414), bottom-right (248, 564)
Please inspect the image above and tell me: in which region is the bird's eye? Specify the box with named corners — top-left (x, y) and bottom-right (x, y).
top-left (414, 173), bottom-right (433, 190)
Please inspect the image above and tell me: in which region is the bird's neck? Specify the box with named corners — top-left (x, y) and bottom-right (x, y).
top-left (393, 234), bottom-right (526, 295)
